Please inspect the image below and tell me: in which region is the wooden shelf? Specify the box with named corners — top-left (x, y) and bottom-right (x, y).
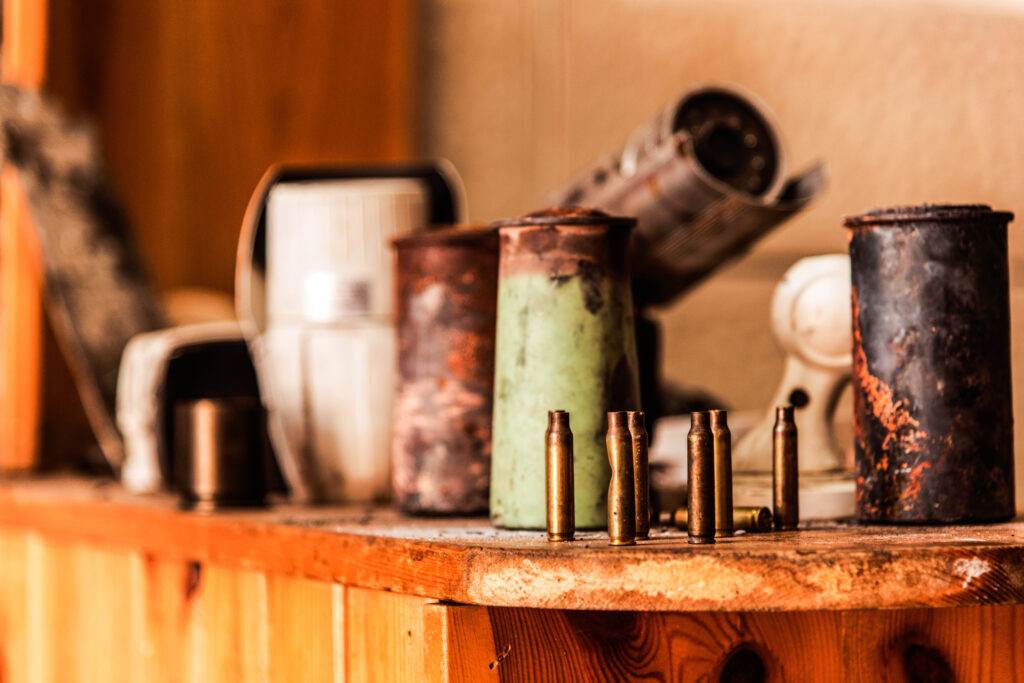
top-left (1, 476), bottom-right (1022, 613)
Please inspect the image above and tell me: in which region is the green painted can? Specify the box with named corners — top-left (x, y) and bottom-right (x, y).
top-left (490, 208), bottom-right (641, 529)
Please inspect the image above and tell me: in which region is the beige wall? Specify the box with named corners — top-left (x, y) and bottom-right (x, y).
top-left (418, 0), bottom-right (1024, 512)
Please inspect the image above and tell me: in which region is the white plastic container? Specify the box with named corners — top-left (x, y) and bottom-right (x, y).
top-left (236, 164), bottom-right (464, 503)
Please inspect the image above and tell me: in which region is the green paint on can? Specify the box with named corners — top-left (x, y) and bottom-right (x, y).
top-left (490, 209), bottom-right (641, 529)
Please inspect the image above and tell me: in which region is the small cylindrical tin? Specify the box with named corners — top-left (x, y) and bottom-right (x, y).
top-left (687, 411), bottom-right (715, 544)
top-left (845, 204), bottom-right (1015, 523)
top-left (490, 208), bottom-right (641, 529)
top-left (546, 410), bottom-right (575, 542)
top-left (772, 406), bottom-right (799, 530)
top-left (391, 226), bottom-right (498, 515)
top-left (173, 397), bottom-right (268, 512)
top-left (628, 411), bottom-right (651, 539)
top-left (710, 409), bottom-right (733, 537)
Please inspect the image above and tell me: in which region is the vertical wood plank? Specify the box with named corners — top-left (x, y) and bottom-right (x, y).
top-left (24, 534), bottom-right (79, 683)
top-left (842, 604), bottom-right (1024, 682)
top-left (0, 530), bottom-right (29, 683)
top-left (266, 573), bottom-right (338, 683)
top-left (346, 588), bottom-right (431, 683)
top-left (132, 555), bottom-right (194, 683)
top-left (424, 604), bottom-right (499, 683)
top-left (0, 0), bottom-right (46, 474)
top-left (73, 544), bottom-right (134, 683)
top-left (194, 565), bottom-right (269, 683)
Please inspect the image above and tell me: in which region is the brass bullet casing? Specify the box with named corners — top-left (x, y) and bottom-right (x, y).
top-left (661, 506), bottom-right (773, 534)
top-left (710, 409), bottom-right (733, 538)
top-left (773, 406), bottom-right (799, 530)
top-left (627, 410), bottom-right (650, 539)
top-left (687, 411), bottom-right (715, 544)
top-left (607, 411), bottom-right (636, 546)
top-left (546, 410), bottom-right (575, 542)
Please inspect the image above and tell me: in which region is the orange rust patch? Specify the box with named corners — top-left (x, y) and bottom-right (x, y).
top-left (901, 462), bottom-right (932, 511)
top-left (851, 290), bottom-right (927, 455)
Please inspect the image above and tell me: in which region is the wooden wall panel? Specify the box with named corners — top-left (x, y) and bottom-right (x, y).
top-left (842, 606), bottom-right (1024, 682)
top-left (266, 574), bottom-right (342, 683)
top-left (346, 587), bottom-right (431, 683)
top-left (0, 530), bottom-right (29, 683)
top-left (44, 0), bottom-right (416, 294)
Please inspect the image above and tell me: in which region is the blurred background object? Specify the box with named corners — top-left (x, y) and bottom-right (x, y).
top-left (4, 0), bottom-right (1024, 515)
top-left (0, 0), bottom-right (417, 472)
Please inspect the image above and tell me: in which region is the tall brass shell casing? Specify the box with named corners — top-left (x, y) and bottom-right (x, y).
top-left (546, 410), bottom-right (574, 542)
top-left (710, 409), bottom-right (733, 537)
top-left (628, 411), bottom-right (650, 539)
top-left (490, 208), bottom-right (641, 529)
top-left (773, 406), bottom-right (799, 530)
top-left (687, 411), bottom-right (715, 544)
top-left (607, 411), bottom-right (636, 546)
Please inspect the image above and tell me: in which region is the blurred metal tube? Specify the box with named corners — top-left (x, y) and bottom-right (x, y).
top-left (546, 85), bottom-right (825, 307)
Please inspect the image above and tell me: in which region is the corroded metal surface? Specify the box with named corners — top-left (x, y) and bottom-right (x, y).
top-left (628, 411), bottom-right (651, 539)
top-left (545, 410), bottom-right (575, 542)
top-left (845, 205), bottom-right (1015, 523)
top-left (490, 208), bottom-right (641, 529)
top-left (391, 226), bottom-right (498, 514)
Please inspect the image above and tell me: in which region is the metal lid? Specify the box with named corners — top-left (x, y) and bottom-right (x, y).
top-left (843, 204), bottom-right (1014, 229)
top-left (491, 207), bottom-right (636, 229)
top-left (391, 224), bottom-right (497, 249)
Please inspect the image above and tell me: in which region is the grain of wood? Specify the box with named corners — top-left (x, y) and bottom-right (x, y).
top-left (0, 530), bottom-right (29, 683)
top-left (266, 573), bottom-right (339, 683)
top-left (73, 544), bottom-right (133, 683)
top-left (194, 565), bottom-right (269, 683)
top-left (842, 606), bottom-right (1024, 682)
top-left (423, 604), bottom-right (499, 683)
top-left (3, 479), bottom-right (1024, 614)
top-left (346, 587), bottom-right (431, 683)
top-left (24, 534), bottom-right (78, 683)
top-left (475, 608), bottom-right (843, 682)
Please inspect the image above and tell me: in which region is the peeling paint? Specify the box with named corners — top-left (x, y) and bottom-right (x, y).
top-left (953, 557), bottom-right (991, 589)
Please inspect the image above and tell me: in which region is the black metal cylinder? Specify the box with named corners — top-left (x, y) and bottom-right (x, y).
top-left (845, 204), bottom-right (1015, 523)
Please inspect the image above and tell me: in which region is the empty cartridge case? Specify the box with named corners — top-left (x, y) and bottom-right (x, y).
top-left (710, 409), bottom-right (733, 538)
top-left (392, 226), bottom-right (498, 515)
top-left (663, 506), bottom-right (773, 533)
top-left (773, 406), bottom-right (799, 530)
top-left (687, 411), bottom-right (715, 544)
top-left (607, 411), bottom-right (636, 546)
top-left (628, 410), bottom-right (651, 539)
top-left (846, 204), bottom-right (1015, 523)
top-left (546, 410), bottom-right (575, 542)
top-left (490, 208), bottom-right (641, 529)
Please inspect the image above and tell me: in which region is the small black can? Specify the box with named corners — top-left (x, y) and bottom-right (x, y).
top-left (845, 204), bottom-right (1015, 523)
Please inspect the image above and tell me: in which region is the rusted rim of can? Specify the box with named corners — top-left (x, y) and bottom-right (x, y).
top-left (490, 207), bottom-right (636, 229)
top-left (843, 204), bottom-right (1014, 229)
top-left (391, 224), bottom-right (496, 249)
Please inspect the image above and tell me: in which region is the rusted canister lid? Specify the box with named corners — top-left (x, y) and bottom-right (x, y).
top-left (391, 224), bottom-right (497, 249)
top-left (843, 204), bottom-right (1014, 229)
top-left (491, 207), bottom-right (636, 229)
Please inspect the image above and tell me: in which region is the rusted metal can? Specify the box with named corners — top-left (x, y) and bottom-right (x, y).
top-left (490, 208), bottom-right (641, 529)
top-left (391, 226), bottom-right (499, 515)
top-left (845, 204), bottom-right (1015, 523)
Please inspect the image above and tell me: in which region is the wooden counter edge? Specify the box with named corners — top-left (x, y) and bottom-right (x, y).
top-left (0, 477), bottom-right (1022, 613)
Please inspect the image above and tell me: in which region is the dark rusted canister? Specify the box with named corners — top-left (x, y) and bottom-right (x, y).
top-left (845, 204), bottom-right (1015, 523)
top-left (391, 226), bottom-right (499, 514)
